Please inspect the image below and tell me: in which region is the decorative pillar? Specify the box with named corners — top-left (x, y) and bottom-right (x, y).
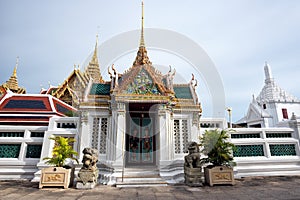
top-left (112, 103), bottom-right (126, 168)
top-left (106, 116), bottom-right (114, 161)
top-left (191, 112), bottom-right (201, 142)
top-left (78, 111), bottom-right (89, 161)
top-left (158, 105), bottom-right (172, 167)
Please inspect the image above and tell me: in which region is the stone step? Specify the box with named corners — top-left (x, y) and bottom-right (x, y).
top-left (116, 182), bottom-right (168, 188)
top-left (116, 177), bottom-right (168, 188)
top-left (121, 168), bottom-right (159, 177)
top-left (118, 177), bottom-right (163, 183)
top-left (116, 168), bottom-right (168, 187)
top-left (121, 174), bottom-right (161, 178)
top-left (123, 167), bottom-right (159, 172)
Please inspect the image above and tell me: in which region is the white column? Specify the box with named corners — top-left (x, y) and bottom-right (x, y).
top-left (78, 111), bottom-right (90, 161)
top-left (159, 107), bottom-right (167, 161)
top-left (158, 106), bottom-right (172, 167)
top-left (191, 112), bottom-right (200, 142)
top-left (107, 116), bottom-right (114, 161)
top-left (113, 103), bottom-right (126, 168)
top-left (38, 130), bottom-right (55, 165)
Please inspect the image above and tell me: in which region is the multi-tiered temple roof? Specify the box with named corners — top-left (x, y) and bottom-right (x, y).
top-left (1, 57), bottom-right (26, 94)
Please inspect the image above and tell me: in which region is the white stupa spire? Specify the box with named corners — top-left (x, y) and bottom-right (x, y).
top-left (257, 62), bottom-right (299, 103)
top-left (264, 61), bottom-right (273, 84)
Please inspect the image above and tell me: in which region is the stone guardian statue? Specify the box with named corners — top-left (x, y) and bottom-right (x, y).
top-left (76, 148), bottom-right (99, 189)
top-left (184, 142), bottom-right (203, 186)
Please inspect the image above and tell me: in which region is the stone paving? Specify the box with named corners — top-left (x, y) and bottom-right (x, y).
top-left (1, 176), bottom-right (300, 200)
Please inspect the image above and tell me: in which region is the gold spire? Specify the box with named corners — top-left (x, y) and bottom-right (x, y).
top-left (140, 0), bottom-right (145, 47)
top-left (85, 34), bottom-right (104, 83)
top-left (13, 56), bottom-right (19, 77)
top-left (1, 57), bottom-right (26, 94)
top-left (91, 34), bottom-right (99, 63)
top-left (133, 1), bottom-right (151, 66)
top-left (4, 56), bottom-right (26, 93)
top-left (7, 57), bottom-right (19, 90)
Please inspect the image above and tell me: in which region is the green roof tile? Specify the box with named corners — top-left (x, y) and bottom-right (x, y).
top-left (90, 83), bottom-right (110, 95)
top-left (174, 86), bottom-right (193, 99)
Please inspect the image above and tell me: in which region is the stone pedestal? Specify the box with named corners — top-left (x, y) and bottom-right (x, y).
top-left (76, 181), bottom-right (97, 189)
top-left (184, 166), bottom-right (203, 187)
top-left (76, 169), bottom-right (99, 189)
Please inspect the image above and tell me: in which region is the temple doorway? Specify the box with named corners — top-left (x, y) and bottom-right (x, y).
top-left (125, 103), bottom-right (157, 167)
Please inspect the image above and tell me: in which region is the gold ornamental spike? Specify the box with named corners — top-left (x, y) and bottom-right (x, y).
top-left (139, 0), bottom-right (145, 47)
top-left (13, 56), bottom-right (19, 77)
top-left (92, 34), bottom-right (99, 63)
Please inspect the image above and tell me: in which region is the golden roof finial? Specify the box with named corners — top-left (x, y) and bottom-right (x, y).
top-left (13, 56), bottom-right (19, 77)
top-left (133, 0), bottom-right (151, 66)
top-left (85, 34), bottom-right (104, 83)
top-left (140, 0), bottom-right (145, 47)
top-left (5, 57), bottom-right (20, 91)
top-left (91, 34), bottom-right (99, 63)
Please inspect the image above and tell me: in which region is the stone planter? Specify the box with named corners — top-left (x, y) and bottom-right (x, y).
top-left (204, 166), bottom-right (234, 186)
top-left (39, 167), bottom-right (74, 189)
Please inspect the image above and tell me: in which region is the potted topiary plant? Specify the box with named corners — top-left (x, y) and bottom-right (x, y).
top-left (199, 129), bottom-right (235, 186)
top-left (39, 136), bottom-right (79, 189)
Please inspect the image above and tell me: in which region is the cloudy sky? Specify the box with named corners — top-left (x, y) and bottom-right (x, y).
top-left (1, 0), bottom-right (300, 121)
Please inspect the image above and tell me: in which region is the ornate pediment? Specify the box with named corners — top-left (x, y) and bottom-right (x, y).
top-left (52, 69), bottom-right (89, 107)
top-left (125, 68), bottom-right (160, 95)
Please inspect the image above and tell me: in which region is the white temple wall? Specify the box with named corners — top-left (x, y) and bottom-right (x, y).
top-left (232, 127), bottom-right (300, 177)
top-left (80, 107), bottom-right (112, 166)
top-left (263, 102), bottom-right (300, 127)
top-left (274, 102), bottom-right (300, 122)
top-left (0, 125), bottom-right (47, 180)
top-left (38, 117), bottom-right (79, 162)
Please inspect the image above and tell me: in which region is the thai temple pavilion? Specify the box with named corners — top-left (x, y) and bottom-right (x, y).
top-left (74, 2), bottom-right (202, 184)
top-left (2, 2), bottom-right (300, 185)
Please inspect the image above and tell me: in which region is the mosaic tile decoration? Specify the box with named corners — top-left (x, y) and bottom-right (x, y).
top-left (126, 69), bottom-right (160, 95)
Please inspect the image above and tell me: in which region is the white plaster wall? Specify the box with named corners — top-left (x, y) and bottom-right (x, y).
top-left (232, 127), bottom-right (300, 178)
top-left (0, 125), bottom-right (47, 180)
top-left (275, 102), bottom-right (300, 122)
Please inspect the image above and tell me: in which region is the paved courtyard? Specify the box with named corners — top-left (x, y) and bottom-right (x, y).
top-left (1, 176), bottom-right (300, 200)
